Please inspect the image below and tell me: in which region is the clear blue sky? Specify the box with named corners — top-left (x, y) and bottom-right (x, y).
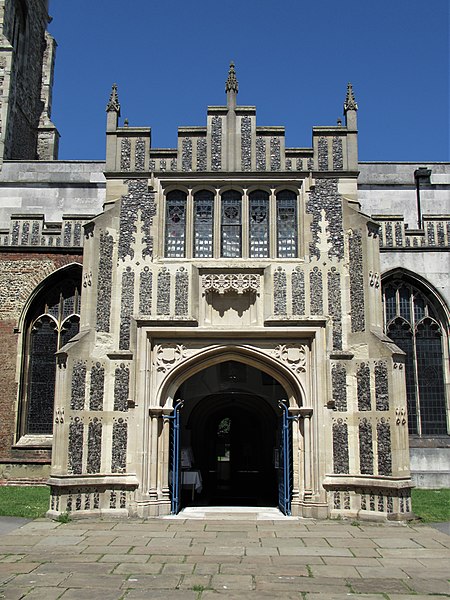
top-left (48, 0), bottom-right (449, 162)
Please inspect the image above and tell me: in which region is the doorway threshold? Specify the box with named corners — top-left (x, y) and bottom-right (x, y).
top-left (165, 506), bottom-right (299, 520)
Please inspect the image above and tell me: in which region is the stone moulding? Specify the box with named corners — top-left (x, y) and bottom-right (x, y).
top-left (201, 273), bottom-right (260, 295)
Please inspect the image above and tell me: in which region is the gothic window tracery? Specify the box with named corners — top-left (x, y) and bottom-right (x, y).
top-left (382, 278), bottom-right (448, 435)
top-left (221, 190), bottom-right (242, 257)
top-left (194, 190), bottom-right (214, 257)
top-left (249, 190), bottom-right (269, 258)
top-left (277, 190), bottom-right (298, 257)
top-left (165, 190), bottom-right (187, 258)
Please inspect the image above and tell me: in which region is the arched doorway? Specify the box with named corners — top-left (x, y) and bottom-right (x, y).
top-left (172, 360), bottom-right (290, 509)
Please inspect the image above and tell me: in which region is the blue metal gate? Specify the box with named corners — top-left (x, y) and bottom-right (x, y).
top-left (163, 400), bottom-right (183, 514)
top-left (278, 400), bottom-right (297, 516)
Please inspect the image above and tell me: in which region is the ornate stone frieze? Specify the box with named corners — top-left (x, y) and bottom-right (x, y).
top-left (241, 116), bottom-right (251, 171)
top-left (120, 138), bottom-right (131, 171)
top-left (175, 267), bottom-right (189, 315)
top-left (157, 268), bottom-right (171, 315)
top-left (274, 344), bottom-right (306, 374)
top-left (270, 137), bottom-right (281, 171)
top-left (74, 223), bottom-right (82, 245)
top-left (119, 267), bottom-right (135, 350)
top-left (296, 158), bottom-right (303, 171)
top-left (182, 138), bottom-right (192, 172)
top-left (160, 158), bottom-right (166, 172)
top-left (197, 138), bottom-right (207, 171)
top-left (83, 271), bottom-right (92, 289)
top-left (318, 136), bottom-right (328, 170)
top-left (332, 419), bottom-right (349, 474)
top-left (68, 417), bottom-right (83, 475)
top-left (118, 179), bottom-right (156, 262)
top-left (96, 231), bottom-right (113, 332)
top-left (256, 137), bottom-right (266, 171)
top-left (170, 158), bottom-right (177, 171)
top-left (332, 136), bottom-right (343, 170)
top-left (332, 363), bottom-right (347, 411)
top-left (368, 271), bottom-right (380, 288)
top-left (201, 272), bottom-right (260, 296)
top-left (357, 362), bottom-right (371, 411)
top-left (395, 222), bottom-right (403, 246)
top-left (154, 344), bottom-right (186, 374)
top-left (31, 221), bottom-right (40, 245)
top-left (112, 419), bottom-right (127, 473)
top-left (359, 418), bottom-right (374, 474)
top-left (375, 361), bottom-right (389, 411)
top-left (292, 267), bottom-right (305, 315)
top-left (273, 268), bottom-right (287, 315)
top-left (395, 406), bottom-right (407, 427)
top-left (328, 268), bottom-right (342, 350)
top-left (377, 419), bottom-right (392, 475)
top-left (307, 157), bottom-right (314, 171)
top-left (307, 178), bottom-right (344, 260)
top-left (63, 222), bottom-right (71, 246)
top-left (139, 267), bottom-right (152, 314)
top-left (211, 116), bottom-right (222, 171)
top-left (309, 267), bottom-right (323, 315)
top-left (285, 158), bottom-right (292, 171)
top-left (21, 221), bottom-right (29, 244)
top-left (114, 364), bottom-right (129, 412)
top-left (87, 417), bottom-right (102, 473)
top-left (135, 138), bottom-right (145, 171)
top-left (71, 361), bottom-right (86, 410)
top-left (349, 229), bottom-right (365, 332)
top-left (89, 363), bottom-right (104, 411)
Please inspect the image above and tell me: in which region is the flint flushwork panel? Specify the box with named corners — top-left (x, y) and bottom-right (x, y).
top-left (135, 138), bottom-right (145, 171)
top-left (96, 232), bottom-right (113, 332)
top-left (375, 361), bottom-right (389, 411)
top-left (89, 363), bottom-right (104, 411)
top-left (21, 222), bottom-right (29, 244)
top-left (119, 268), bottom-right (135, 351)
top-left (182, 138), bottom-right (192, 172)
top-left (270, 137), bottom-right (281, 171)
top-left (377, 420), bottom-right (392, 475)
top-left (357, 363), bottom-right (371, 411)
top-left (112, 420), bottom-right (128, 473)
top-left (307, 178), bottom-right (344, 260)
top-left (120, 138), bottom-right (131, 171)
top-left (68, 418), bottom-right (83, 475)
top-left (87, 418), bottom-right (102, 474)
top-left (63, 222), bottom-right (72, 246)
top-left (273, 268), bottom-right (287, 315)
top-left (118, 180), bottom-right (156, 262)
top-left (211, 116), bottom-right (222, 171)
top-left (197, 138), bottom-right (207, 171)
top-left (359, 418), bottom-right (374, 474)
top-left (175, 267), bottom-right (189, 316)
top-left (310, 267), bottom-right (323, 315)
top-left (256, 137), bottom-right (266, 171)
top-left (71, 362), bottom-right (86, 410)
top-left (139, 267), bottom-right (152, 314)
top-left (292, 267), bottom-right (305, 315)
top-left (74, 223), bottom-right (82, 245)
top-left (332, 363), bottom-right (347, 411)
top-left (241, 116), bottom-right (251, 171)
top-left (157, 268), bottom-right (171, 315)
top-left (332, 419), bottom-right (349, 474)
top-left (349, 229), bottom-right (365, 332)
top-left (318, 137), bottom-right (328, 170)
top-left (332, 136), bottom-right (343, 170)
top-left (328, 268), bottom-right (342, 350)
top-left (114, 364), bottom-right (129, 412)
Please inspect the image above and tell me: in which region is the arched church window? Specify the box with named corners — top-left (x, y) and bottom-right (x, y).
top-left (20, 268), bottom-right (81, 437)
top-left (165, 190), bottom-right (187, 257)
top-left (382, 278), bottom-right (448, 436)
top-left (194, 190), bottom-right (214, 257)
top-left (221, 190), bottom-right (242, 258)
top-left (276, 190), bottom-right (298, 257)
top-left (249, 190), bottom-right (269, 258)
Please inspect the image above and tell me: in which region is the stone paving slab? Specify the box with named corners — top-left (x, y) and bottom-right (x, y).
top-left (0, 517), bottom-right (449, 599)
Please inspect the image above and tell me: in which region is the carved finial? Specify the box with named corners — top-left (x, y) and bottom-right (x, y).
top-left (337, 117), bottom-right (342, 126)
top-left (106, 83), bottom-right (121, 114)
top-left (344, 82), bottom-right (358, 112)
top-left (124, 118), bottom-right (129, 127)
top-left (225, 61), bottom-right (239, 94)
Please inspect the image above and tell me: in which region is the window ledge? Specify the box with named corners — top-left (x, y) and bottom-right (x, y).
top-left (14, 435), bottom-right (53, 449)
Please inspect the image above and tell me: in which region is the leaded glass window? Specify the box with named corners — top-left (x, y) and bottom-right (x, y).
top-left (23, 270), bottom-right (81, 436)
top-left (277, 190), bottom-right (298, 258)
top-left (221, 190), bottom-right (242, 258)
top-left (165, 191), bottom-right (187, 258)
top-left (249, 190), bottom-right (269, 258)
top-left (382, 279), bottom-right (448, 436)
top-left (194, 190), bottom-right (214, 257)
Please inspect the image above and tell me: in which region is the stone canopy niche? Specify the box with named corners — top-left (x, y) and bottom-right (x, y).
top-left (200, 272), bottom-right (261, 326)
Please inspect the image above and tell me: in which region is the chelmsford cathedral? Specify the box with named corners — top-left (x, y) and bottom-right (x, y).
top-left (0, 1), bottom-right (449, 521)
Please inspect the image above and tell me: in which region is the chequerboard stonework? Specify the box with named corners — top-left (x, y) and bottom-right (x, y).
top-left (0, 5), bottom-right (448, 519)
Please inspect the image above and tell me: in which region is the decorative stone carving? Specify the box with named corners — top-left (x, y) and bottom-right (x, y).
top-left (175, 267), bottom-right (189, 315)
top-left (292, 267), bottom-right (305, 315)
top-left (211, 116), bottom-right (222, 171)
top-left (395, 406), bottom-right (407, 426)
top-left (96, 231), bottom-right (113, 332)
top-left (274, 344), bottom-right (306, 374)
top-left (375, 361), bottom-right (389, 411)
top-left (202, 273), bottom-right (260, 296)
top-left (89, 363), bottom-right (104, 411)
top-left (114, 364), bottom-right (129, 412)
top-left (349, 229), bottom-right (365, 332)
top-left (369, 271), bottom-right (380, 288)
top-left (118, 179), bottom-right (156, 261)
top-left (332, 363), bottom-right (347, 411)
top-left (273, 268), bottom-right (287, 315)
top-left (83, 271), bottom-right (92, 288)
top-left (87, 418), bottom-right (102, 473)
top-left (119, 267), bottom-right (135, 350)
top-left (71, 361), bottom-right (86, 410)
top-left (157, 268), bottom-right (171, 315)
top-left (332, 419), bottom-right (349, 474)
top-left (154, 344), bottom-right (186, 373)
top-left (307, 178), bottom-right (344, 260)
top-left (241, 116), bottom-right (251, 171)
top-left (256, 137), bottom-right (266, 171)
top-left (359, 418), bottom-right (374, 474)
top-left (357, 362), bottom-right (371, 411)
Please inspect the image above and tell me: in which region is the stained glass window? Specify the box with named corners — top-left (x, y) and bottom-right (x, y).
top-left (22, 270), bottom-right (81, 436)
top-left (194, 190), bottom-right (214, 257)
top-left (277, 190), bottom-right (298, 258)
top-left (383, 279), bottom-right (448, 436)
top-left (165, 191), bottom-right (187, 258)
top-left (221, 190), bottom-right (242, 258)
top-left (249, 190), bottom-right (269, 258)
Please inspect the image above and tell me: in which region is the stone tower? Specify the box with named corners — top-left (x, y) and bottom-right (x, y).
top-left (0, 0), bottom-right (59, 162)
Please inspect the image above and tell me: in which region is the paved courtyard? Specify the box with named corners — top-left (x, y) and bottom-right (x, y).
top-left (0, 510), bottom-right (449, 599)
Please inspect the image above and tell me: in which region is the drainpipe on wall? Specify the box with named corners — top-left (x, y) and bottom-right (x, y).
top-left (414, 167), bottom-right (431, 229)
